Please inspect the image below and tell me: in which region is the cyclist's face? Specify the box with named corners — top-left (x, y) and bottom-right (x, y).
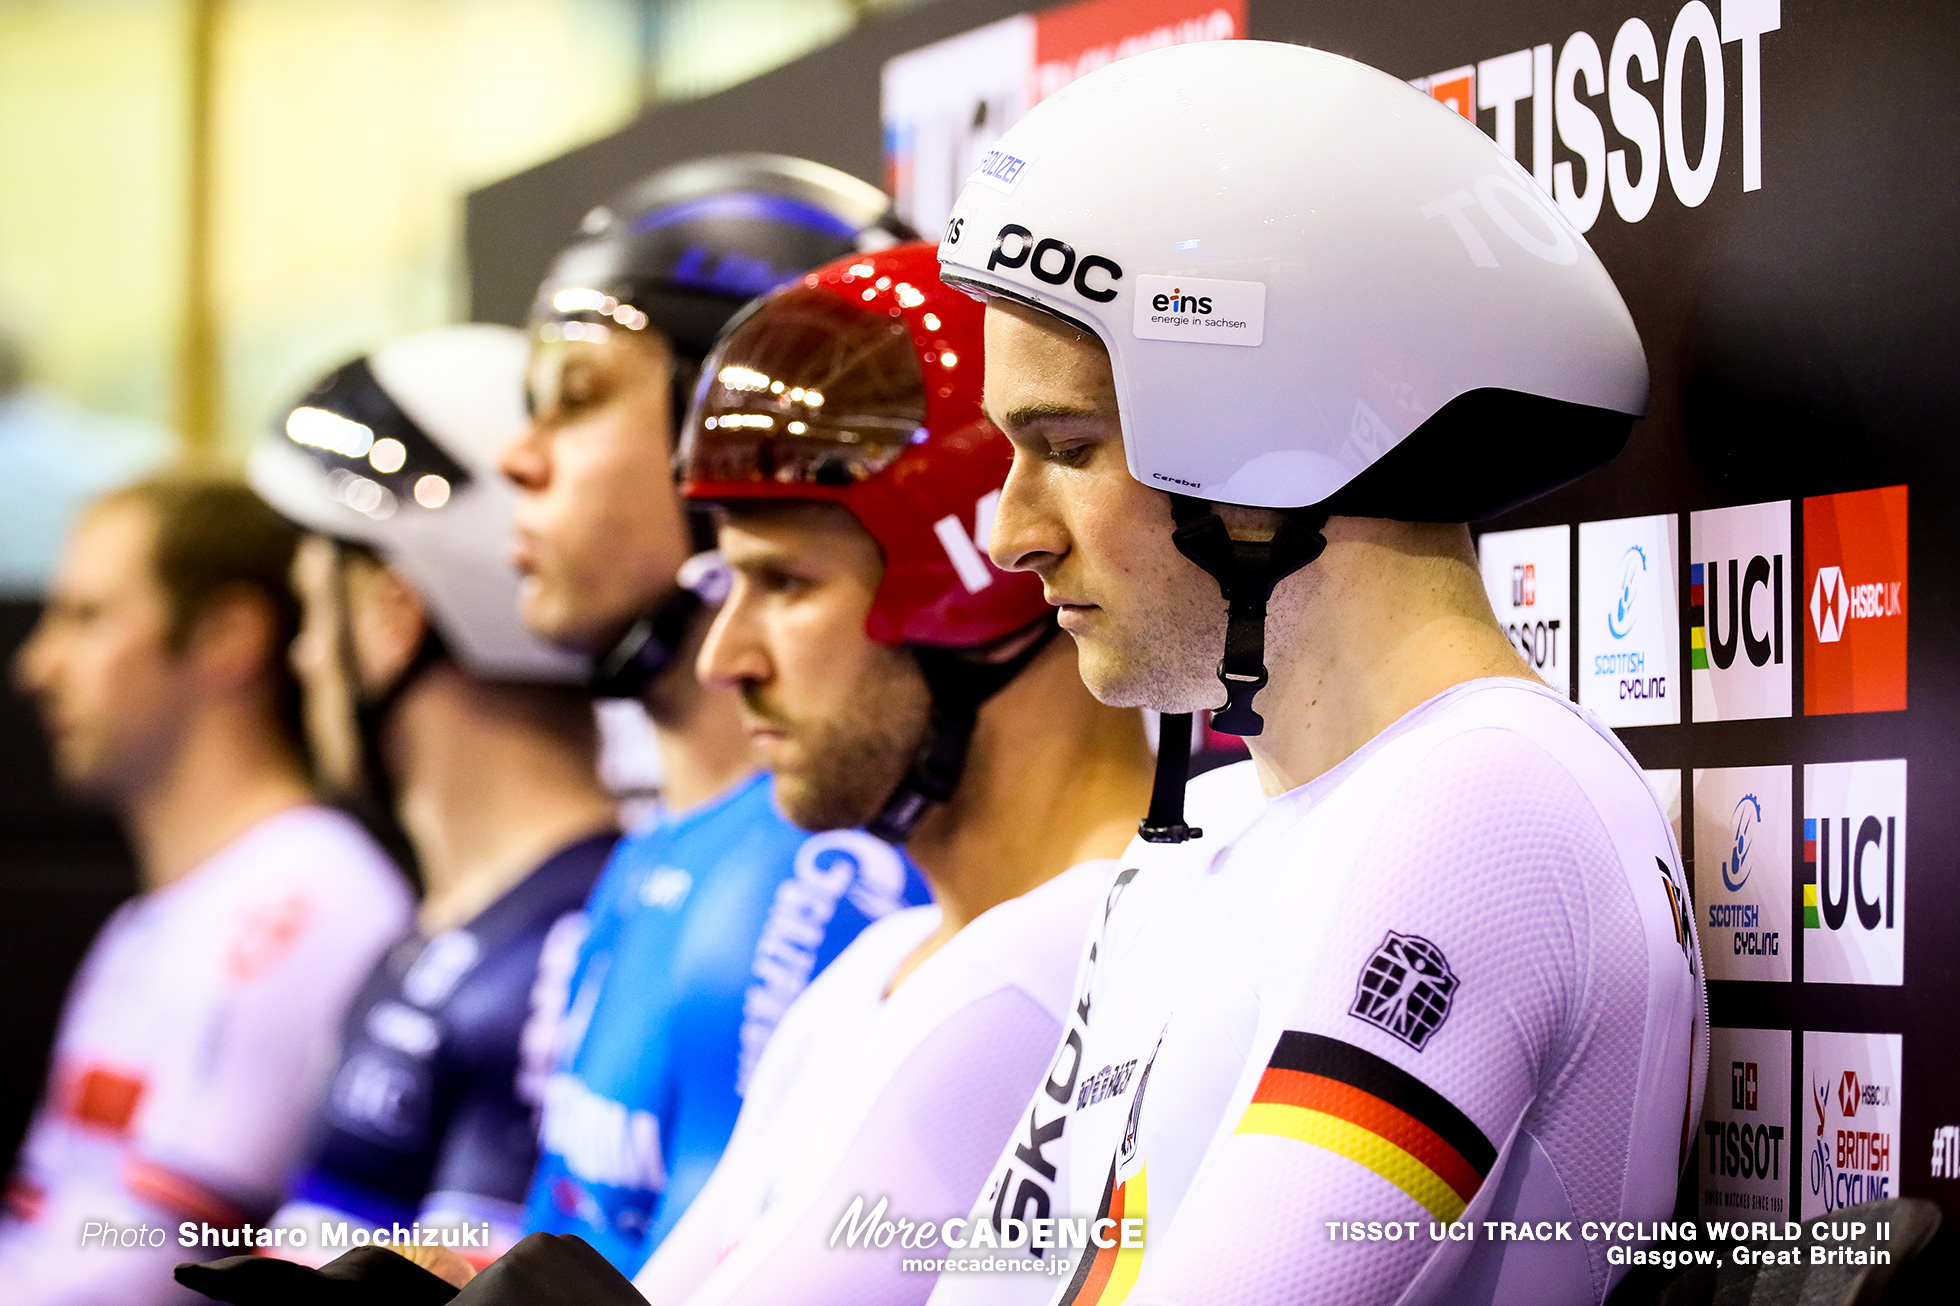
top-left (288, 537), bottom-right (425, 797)
top-left (14, 500), bottom-right (192, 798)
top-left (983, 300), bottom-right (1226, 714)
top-left (698, 503), bottom-right (930, 833)
top-left (501, 330), bottom-right (693, 655)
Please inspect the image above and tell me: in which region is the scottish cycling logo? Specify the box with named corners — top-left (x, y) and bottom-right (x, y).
top-left (1608, 546), bottom-right (1644, 638)
top-left (1723, 796), bottom-right (1759, 893)
top-left (1706, 794), bottom-right (1778, 963)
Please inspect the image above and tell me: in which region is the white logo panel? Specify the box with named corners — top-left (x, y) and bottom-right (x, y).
top-left (1801, 1031), bottom-right (1902, 1219)
top-left (1643, 768), bottom-right (1683, 854)
top-left (1478, 524), bottom-right (1570, 698)
top-left (1131, 275), bottom-right (1266, 347)
top-left (1701, 1027), bottom-right (1792, 1220)
top-left (1690, 500), bottom-right (1792, 721)
top-left (1579, 514), bottom-right (1680, 726)
top-left (1803, 760), bottom-right (1907, 986)
top-left (1692, 766), bottom-right (1792, 983)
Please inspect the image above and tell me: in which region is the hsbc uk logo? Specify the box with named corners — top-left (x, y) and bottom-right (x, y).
top-left (1811, 567), bottom-right (1849, 642)
top-left (1838, 1070), bottom-right (1890, 1119)
top-left (1804, 486), bottom-right (1907, 715)
top-left (1809, 567), bottom-right (1901, 644)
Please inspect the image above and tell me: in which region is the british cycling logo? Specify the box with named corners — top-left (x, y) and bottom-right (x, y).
top-left (1807, 1069), bottom-right (1895, 1213)
top-left (1350, 931), bottom-right (1459, 1052)
top-left (1723, 795), bottom-right (1761, 893)
top-left (1608, 545), bottom-right (1646, 639)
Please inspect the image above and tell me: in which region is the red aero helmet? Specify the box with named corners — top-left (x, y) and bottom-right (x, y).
top-left (679, 241), bottom-right (1047, 649)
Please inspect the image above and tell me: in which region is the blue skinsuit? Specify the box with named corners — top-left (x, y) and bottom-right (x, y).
top-left (521, 772), bottom-right (929, 1274)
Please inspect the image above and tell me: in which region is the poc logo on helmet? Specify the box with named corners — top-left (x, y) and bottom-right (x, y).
top-left (986, 224), bottom-right (1122, 303)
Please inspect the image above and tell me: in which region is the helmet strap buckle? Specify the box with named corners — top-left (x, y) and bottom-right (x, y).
top-left (1135, 496), bottom-right (1326, 847)
top-left (1168, 494), bottom-right (1327, 737)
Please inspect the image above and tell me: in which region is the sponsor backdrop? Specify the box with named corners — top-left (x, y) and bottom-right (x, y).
top-left (469, 0), bottom-right (1960, 1228)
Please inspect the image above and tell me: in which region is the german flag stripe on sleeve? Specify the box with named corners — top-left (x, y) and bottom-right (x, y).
top-left (1235, 1031), bottom-right (1496, 1222)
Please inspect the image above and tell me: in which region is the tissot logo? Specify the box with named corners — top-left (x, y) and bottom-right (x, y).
top-left (1804, 486), bottom-right (1907, 714)
top-left (1478, 524), bottom-right (1569, 697)
top-left (985, 223), bottom-right (1121, 302)
top-left (1733, 1061), bottom-right (1759, 1113)
top-left (1701, 1027), bottom-right (1792, 1218)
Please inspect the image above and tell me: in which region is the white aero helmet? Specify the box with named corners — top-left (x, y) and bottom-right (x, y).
top-left (938, 40), bottom-right (1647, 518)
top-left (940, 42), bottom-right (1647, 838)
top-left (248, 323), bottom-right (586, 684)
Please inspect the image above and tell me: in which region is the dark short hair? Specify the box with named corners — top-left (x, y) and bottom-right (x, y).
top-left (97, 476), bottom-right (305, 749)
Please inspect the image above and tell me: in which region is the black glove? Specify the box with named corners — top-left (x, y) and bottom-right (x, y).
top-left (450, 1233), bottom-right (645, 1305)
top-left (175, 1247), bottom-right (462, 1304)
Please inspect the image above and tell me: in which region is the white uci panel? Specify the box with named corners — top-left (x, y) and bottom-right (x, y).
top-left (1701, 1027), bottom-right (1793, 1222)
top-left (1479, 524), bottom-right (1571, 697)
top-left (1803, 759), bottom-right (1907, 986)
top-left (1643, 767), bottom-right (1684, 854)
top-left (1579, 513), bottom-right (1680, 726)
top-left (1693, 766), bottom-right (1793, 983)
top-left (1689, 500), bottom-right (1793, 722)
top-left (1801, 1031), bottom-right (1903, 1219)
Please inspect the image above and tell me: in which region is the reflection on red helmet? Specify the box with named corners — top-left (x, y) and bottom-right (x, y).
top-left (680, 242), bottom-right (1048, 649)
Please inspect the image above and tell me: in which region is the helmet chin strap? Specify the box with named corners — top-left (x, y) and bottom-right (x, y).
top-left (866, 615), bottom-right (1061, 845)
top-left (326, 541), bottom-right (441, 884)
top-left (1137, 495), bottom-right (1328, 845)
top-left (587, 586), bottom-right (704, 700)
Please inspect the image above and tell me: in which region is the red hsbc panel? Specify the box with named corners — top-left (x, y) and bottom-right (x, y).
top-left (1804, 486), bottom-right (1908, 715)
top-left (1033, 0), bottom-right (1245, 103)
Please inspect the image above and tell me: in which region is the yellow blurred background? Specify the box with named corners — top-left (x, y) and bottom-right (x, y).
top-left (0, 0), bottom-right (908, 472)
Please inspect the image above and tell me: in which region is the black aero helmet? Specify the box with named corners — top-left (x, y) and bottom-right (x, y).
top-left (532, 153), bottom-right (914, 361)
top-left (532, 154), bottom-right (913, 700)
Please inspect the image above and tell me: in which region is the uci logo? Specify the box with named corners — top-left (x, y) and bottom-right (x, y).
top-left (986, 224), bottom-right (1122, 303)
top-left (1699, 554), bottom-right (1786, 668)
top-left (1724, 794), bottom-right (1761, 893)
top-left (1608, 545), bottom-right (1647, 640)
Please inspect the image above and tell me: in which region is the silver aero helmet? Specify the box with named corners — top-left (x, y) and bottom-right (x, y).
top-left (248, 323), bottom-right (586, 684)
top-left (938, 41), bottom-right (1647, 840)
